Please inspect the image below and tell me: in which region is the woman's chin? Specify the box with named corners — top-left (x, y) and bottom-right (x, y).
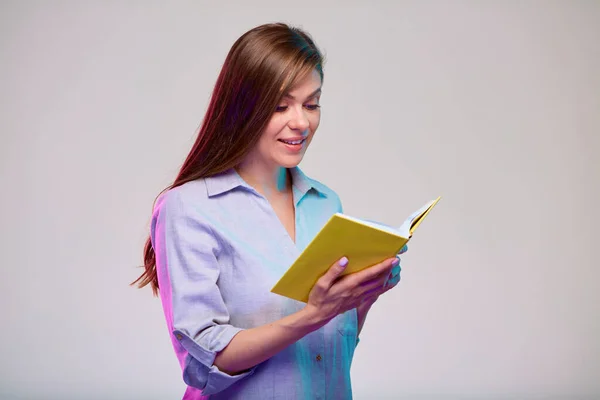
top-left (277, 155), bottom-right (302, 168)
top-left (273, 152), bottom-right (305, 168)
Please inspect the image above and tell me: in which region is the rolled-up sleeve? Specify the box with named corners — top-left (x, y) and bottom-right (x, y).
top-left (151, 190), bottom-right (255, 395)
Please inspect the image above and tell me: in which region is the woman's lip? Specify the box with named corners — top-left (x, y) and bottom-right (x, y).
top-left (278, 139), bottom-right (306, 144)
top-left (279, 139), bottom-right (305, 152)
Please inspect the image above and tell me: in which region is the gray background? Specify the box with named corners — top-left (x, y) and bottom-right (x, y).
top-left (1, 1), bottom-right (598, 399)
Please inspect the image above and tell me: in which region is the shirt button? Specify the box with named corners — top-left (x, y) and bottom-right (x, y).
top-left (316, 354), bottom-right (322, 361)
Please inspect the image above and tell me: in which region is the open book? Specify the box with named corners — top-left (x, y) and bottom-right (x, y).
top-left (271, 196), bottom-right (441, 302)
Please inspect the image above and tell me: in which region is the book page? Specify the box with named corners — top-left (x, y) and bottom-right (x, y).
top-left (397, 198), bottom-right (438, 238)
top-left (335, 213), bottom-right (402, 237)
top-left (336, 196), bottom-right (439, 240)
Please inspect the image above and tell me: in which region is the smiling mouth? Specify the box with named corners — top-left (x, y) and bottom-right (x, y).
top-left (278, 138), bottom-right (306, 145)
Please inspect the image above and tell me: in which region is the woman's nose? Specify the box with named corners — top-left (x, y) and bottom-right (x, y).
top-left (288, 107), bottom-right (310, 131)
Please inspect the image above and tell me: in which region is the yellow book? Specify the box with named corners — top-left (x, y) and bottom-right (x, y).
top-left (271, 196), bottom-right (441, 303)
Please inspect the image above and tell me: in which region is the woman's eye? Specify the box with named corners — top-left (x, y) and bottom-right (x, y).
top-left (276, 104), bottom-right (320, 112)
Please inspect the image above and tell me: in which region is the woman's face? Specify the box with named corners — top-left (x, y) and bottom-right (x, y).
top-left (249, 69), bottom-right (322, 170)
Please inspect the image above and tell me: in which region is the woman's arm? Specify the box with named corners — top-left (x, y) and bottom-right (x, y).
top-left (214, 305), bottom-right (326, 374)
top-left (154, 191), bottom-right (398, 389)
top-left (215, 255), bottom-right (398, 375)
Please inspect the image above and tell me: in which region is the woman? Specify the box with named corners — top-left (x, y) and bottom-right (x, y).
top-left (132, 23), bottom-right (404, 399)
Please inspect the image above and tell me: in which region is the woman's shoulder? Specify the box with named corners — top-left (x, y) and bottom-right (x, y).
top-left (149, 179), bottom-right (222, 250)
top-left (153, 179), bottom-right (210, 218)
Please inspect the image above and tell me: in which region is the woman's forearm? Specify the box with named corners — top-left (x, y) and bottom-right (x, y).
top-left (213, 306), bottom-right (328, 375)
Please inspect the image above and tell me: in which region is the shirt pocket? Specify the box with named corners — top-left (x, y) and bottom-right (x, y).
top-left (336, 308), bottom-right (358, 337)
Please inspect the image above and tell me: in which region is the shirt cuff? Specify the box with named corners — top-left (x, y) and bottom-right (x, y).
top-left (174, 326), bottom-right (256, 395)
top-left (203, 362), bottom-right (255, 395)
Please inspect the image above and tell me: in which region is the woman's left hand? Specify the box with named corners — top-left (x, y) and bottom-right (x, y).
top-left (356, 244), bottom-right (407, 335)
top-left (358, 244), bottom-right (407, 309)
top-left (386, 243), bottom-right (407, 289)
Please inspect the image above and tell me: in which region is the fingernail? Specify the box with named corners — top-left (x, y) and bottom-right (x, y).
top-left (391, 258), bottom-right (400, 267)
top-left (339, 257), bottom-right (348, 268)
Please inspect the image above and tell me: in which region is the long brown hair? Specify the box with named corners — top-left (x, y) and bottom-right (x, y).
top-left (131, 23), bottom-right (325, 295)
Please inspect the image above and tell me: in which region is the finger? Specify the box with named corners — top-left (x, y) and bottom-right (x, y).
top-left (361, 279), bottom-right (394, 303)
top-left (387, 273), bottom-right (401, 287)
top-left (353, 257), bottom-right (397, 283)
top-left (357, 268), bottom-right (395, 296)
top-left (358, 259), bottom-right (399, 289)
top-left (371, 272), bottom-right (402, 298)
top-left (390, 264), bottom-right (401, 278)
top-left (360, 264), bottom-right (394, 287)
top-left (399, 244), bottom-right (408, 254)
top-left (378, 274), bottom-right (401, 296)
top-left (319, 256), bottom-right (349, 288)
top-left (357, 276), bottom-right (387, 296)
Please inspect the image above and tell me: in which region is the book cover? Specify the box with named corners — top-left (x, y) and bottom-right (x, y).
top-left (271, 196), bottom-right (441, 302)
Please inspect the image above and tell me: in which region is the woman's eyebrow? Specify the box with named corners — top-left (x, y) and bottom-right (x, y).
top-left (283, 88), bottom-right (322, 100)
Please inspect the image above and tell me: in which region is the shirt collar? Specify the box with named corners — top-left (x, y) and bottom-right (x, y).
top-left (205, 168), bottom-right (248, 197)
top-left (289, 166), bottom-right (328, 200)
top-left (205, 166), bottom-right (328, 199)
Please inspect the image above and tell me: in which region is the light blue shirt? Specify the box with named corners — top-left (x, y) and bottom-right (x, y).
top-left (151, 167), bottom-right (358, 399)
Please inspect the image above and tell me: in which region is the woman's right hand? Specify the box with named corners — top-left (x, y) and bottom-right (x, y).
top-left (305, 256), bottom-right (399, 323)
top-left (213, 256), bottom-right (397, 376)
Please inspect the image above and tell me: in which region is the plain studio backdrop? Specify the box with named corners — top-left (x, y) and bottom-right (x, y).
top-left (1, 1), bottom-right (598, 399)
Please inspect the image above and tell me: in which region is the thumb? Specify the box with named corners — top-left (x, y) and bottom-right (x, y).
top-left (322, 256), bottom-right (349, 286)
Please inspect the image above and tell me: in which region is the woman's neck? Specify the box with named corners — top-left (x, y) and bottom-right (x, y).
top-left (235, 161), bottom-right (291, 199)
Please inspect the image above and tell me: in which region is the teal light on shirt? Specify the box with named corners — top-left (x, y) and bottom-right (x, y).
top-left (151, 166), bottom-right (358, 399)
